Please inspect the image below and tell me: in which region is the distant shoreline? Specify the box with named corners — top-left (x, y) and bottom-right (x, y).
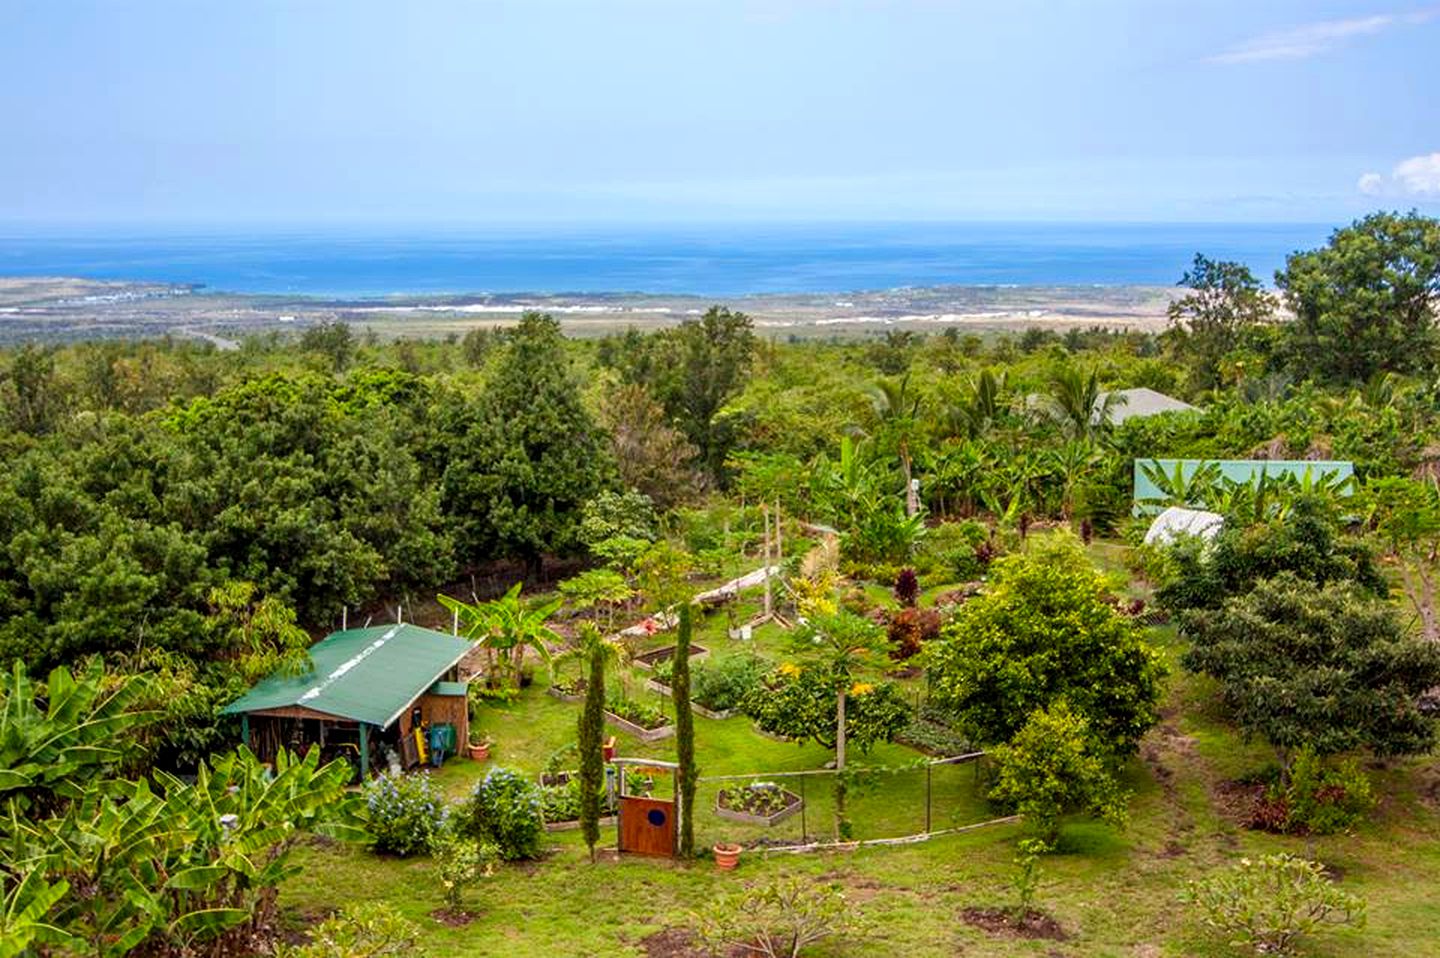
top-left (0, 276), bottom-right (1181, 344)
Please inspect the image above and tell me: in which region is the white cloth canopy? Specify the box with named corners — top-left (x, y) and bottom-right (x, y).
top-left (1143, 506), bottom-right (1224, 546)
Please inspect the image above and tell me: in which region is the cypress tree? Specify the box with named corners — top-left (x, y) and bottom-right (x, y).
top-left (674, 602), bottom-right (698, 858)
top-left (577, 624), bottom-right (606, 862)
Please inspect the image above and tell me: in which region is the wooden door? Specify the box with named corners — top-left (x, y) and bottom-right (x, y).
top-left (619, 796), bottom-right (676, 858)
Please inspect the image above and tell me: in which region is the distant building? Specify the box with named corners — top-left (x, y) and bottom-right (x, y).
top-left (1097, 387), bottom-right (1200, 425)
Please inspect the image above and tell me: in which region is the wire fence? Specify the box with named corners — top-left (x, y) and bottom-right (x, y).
top-left (685, 751), bottom-right (1010, 851)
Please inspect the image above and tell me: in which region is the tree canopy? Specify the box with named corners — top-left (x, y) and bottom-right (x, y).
top-left (925, 534), bottom-right (1165, 758)
top-left (1179, 572), bottom-right (1440, 765)
top-left (1277, 211), bottom-right (1440, 383)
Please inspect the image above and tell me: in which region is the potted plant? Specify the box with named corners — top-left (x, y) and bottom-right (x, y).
top-left (467, 734), bottom-right (492, 762)
top-left (713, 842), bottom-right (742, 871)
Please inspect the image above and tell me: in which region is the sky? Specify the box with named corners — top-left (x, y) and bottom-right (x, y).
top-left (1, 0), bottom-right (1437, 227)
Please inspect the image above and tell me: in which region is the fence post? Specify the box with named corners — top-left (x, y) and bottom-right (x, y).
top-left (799, 775), bottom-right (807, 842)
top-left (925, 763), bottom-right (932, 834)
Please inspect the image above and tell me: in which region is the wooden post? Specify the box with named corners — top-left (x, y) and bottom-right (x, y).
top-left (342, 607), bottom-right (348, 631)
top-left (358, 723), bottom-right (370, 779)
top-left (925, 763), bottom-right (932, 834)
top-left (761, 505), bottom-right (773, 618)
top-left (241, 714), bottom-right (250, 748)
top-left (800, 773), bottom-right (807, 841)
top-left (774, 497), bottom-right (783, 568)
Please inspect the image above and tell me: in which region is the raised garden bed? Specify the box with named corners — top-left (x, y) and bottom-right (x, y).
top-left (546, 682), bottom-right (587, 704)
top-left (604, 706), bottom-right (675, 743)
top-left (715, 782), bottom-right (804, 826)
top-left (750, 722), bottom-right (795, 744)
top-left (633, 643), bottom-right (709, 671)
top-left (543, 814), bottom-right (617, 833)
top-left (643, 678), bottom-right (739, 720)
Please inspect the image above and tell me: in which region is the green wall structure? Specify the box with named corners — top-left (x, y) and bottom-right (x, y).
top-left (1132, 458), bottom-right (1354, 514)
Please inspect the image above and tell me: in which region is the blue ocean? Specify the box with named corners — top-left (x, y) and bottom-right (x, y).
top-left (0, 222), bottom-right (1332, 298)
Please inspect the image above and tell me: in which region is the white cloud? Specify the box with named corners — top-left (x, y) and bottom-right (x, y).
top-left (1357, 153), bottom-right (1440, 198)
top-left (1209, 8), bottom-right (1436, 64)
top-left (1394, 154), bottom-right (1440, 196)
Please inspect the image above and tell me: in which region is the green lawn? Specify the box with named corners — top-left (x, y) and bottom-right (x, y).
top-left (282, 554), bottom-right (1440, 956)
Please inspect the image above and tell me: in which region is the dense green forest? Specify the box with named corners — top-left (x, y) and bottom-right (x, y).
top-left (4, 210), bottom-right (1440, 955)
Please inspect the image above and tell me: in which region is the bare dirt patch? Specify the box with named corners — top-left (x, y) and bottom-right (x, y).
top-left (961, 906), bottom-right (1068, 941)
top-left (430, 907), bottom-right (479, 927)
top-left (816, 869), bottom-right (887, 903)
top-left (639, 928), bottom-right (745, 958)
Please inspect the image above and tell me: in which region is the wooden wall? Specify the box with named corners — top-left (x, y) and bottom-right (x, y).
top-left (397, 692), bottom-right (470, 755)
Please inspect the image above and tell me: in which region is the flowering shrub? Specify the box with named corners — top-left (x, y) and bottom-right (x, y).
top-left (744, 665), bottom-right (910, 753)
top-left (363, 771), bottom-right (448, 857)
top-left (457, 766), bottom-right (545, 860)
top-left (433, 833), bottom-right (498, 910)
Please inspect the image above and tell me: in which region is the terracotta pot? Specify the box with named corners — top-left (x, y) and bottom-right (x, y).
top-left (467, 742), bottom-right (491, 762)
top-left (602, 736), bottom-right (617, 762)
top-left (713, 842), bottom-right (742, 871)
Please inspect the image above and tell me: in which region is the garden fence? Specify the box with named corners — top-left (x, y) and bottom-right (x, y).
top-left (688, 751), bottom-right (1015, 852)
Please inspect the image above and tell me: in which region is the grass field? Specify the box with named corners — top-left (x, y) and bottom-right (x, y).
top-left (281, 545), bottom-right (1440, 956)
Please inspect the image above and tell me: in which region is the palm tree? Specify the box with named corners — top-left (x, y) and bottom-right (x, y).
top-left (1044, 365), bottom-right (1125, 441)
top-left (943, 368), bottom-right (1010, 439)
top-left (439, 583), bottom-right (562, 688)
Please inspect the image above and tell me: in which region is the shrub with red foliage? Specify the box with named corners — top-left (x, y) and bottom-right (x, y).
top-left (894, 568), bottom-right (920, 607)
top-left (1246, 791), bottom-right (1291, 833)
top-left (887, 607), bottom-right (941, 660)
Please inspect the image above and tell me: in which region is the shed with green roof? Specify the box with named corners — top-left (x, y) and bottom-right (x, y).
top-left (222, 623), bottom-right (474, 777)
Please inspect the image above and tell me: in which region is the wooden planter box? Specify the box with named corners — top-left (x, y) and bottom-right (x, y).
top-left (715, 788), bottom-right (804, 827)
top-left (633, 644), bottom-right (710, 671)
top-left (604, 710), bottom-right (675, 743)
top-left (751, 722), bottom-right (795, 744)
top-left (644, 679), bottom-right (739, 720)
top-left (546, 685), bottom-right (587, 704)
top-left (544, 814), bottom-right (617, 833)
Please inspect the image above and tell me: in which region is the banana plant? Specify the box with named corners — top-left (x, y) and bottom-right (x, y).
top-left (1049, 440), bottom-right (1101, 519)
top-left (440, 583), bottom-right (562, 688)
top-left (0, 870), bottom-right (73, 958)
top-left (0, 661), bottom-right (156, 814)
top-left (1138, 459), bottom-right (1222, 510)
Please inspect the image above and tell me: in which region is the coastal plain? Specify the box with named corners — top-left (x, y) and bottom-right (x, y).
top-left (0, 277), bottom-right (1180, 346)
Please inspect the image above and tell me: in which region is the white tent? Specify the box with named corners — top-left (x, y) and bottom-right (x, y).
top-left (1143, 506), bottom-right (1224, 546)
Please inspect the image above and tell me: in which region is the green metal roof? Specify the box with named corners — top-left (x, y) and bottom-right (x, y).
top-left (221, 624), bottom-right (473, 728)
